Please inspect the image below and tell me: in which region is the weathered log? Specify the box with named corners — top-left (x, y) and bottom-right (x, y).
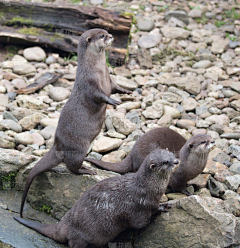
top-left (0, 0), bottom-right (132, 66)
top-left (16, 72), bottom-right (63, 94)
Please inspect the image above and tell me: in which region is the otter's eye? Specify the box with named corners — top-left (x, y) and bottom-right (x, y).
top-left (99, 34), bottom-right (104, 39)
top-left (201, 141), bottom-right (206, 144)
top-left (150, 164), bottom-right (156, 169)
top-left (162, 161), bottom-right (168, 165)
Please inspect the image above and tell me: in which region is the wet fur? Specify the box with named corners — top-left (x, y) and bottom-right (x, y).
top-left (85, 127), bottom-right (214, 193)
top-left (15, 149), bottom-right (178, 248)
top-left (20, 29), bottom-right (131, 217)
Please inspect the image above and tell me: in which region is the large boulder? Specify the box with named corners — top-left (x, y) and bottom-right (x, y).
top-left (133, 196), bottom-right (240, 247)
top-left (16, 162), bottom-right (119, 220)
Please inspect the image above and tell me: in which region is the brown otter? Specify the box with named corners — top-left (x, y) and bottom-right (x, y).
top-left (14, 149), bottom-right (179, 248)
top-left (20, 29), bottom-right (131, 217)
top-left (85, 127), bottom-right (215, 194)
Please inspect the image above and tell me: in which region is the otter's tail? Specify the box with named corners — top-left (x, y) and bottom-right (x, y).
top-left (20, 146), bottom-right (61, 217)
top-left (14, 217), bottom-right (67, 244)
top-left (84, 155), bottom-right (132, 174)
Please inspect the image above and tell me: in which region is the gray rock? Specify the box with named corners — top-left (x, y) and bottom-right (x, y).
top-left (220, 133), bottom-right (240, 140)
top-left (229, 145), bottom-right (240, 160)
top-left (3, 111), bottom-right (18, 122)
top-left (49, 87), bottom-right (70, 102)
top-left (164, 10), bottom-right (188, 24)
top-left (229, 40), bottom-right (240, 49)
top-left (142, 102), bottom-right (164, 119)
top-left (0, 147), bottom-right (35, 176)
top-left (188, 8), bottom-right (203, 18)
top-left (137, 20), bottom-right (154, 32)
top-left (112, 112), bottom-right (136, 135)
top-left (229, 162), bottom-right (240, 174)
top-left (224, 198), bottom-right (240, 217)
top-left (16, 95), bottom-right (48, 110)
top-left (18, 113), bottom-right (46, 131)
top-left (11, 108), bottom-right (34, 121)
top-left (111, 75), bottom-right (138, 91)
top-left (230, 81), bottom-right (240, 93)
top-left (16, 161), bottom-right (119, 219)
top-left (163, 105), bottom-right (180, 119)
top-left (13, 63), bottom-right (36, 75)
top-left (192, 60), bottom-right (211, 69)
top-left (116, 102), bottom-right (141, 111)
top-left (133, 196), bottom-right (240, 248)
top-left (225, 175), bottom-right (240, 191)
top-left (0, 120), bottom-right (22, 133)
top-left (15, 132), bottom-right (33, 146)
top-left (126, 112), bottom-right (140, 124)
top-left (23, 46), bottom-right (46, 61)
top-left (40, 126), bottom-right (56, 140)
top-left (208, 177), bottom-right (228, 198)
top-left (90, 0), bottom-right (103, 4)
top-left (0, 131), bottom-right (15, 149)
top-left (0, 94), bottom-right (8, 107)
top-left (86, 151), bottom-right (102, 160)
top-left (119, 141), bottom-right (136, 155)
top-left (164, 76), bottom-right (201, 95)
top-left (222, 190), bottom-right (240, 201)
top-left (138, 30), bottom-right (162, 49)
top-left (106, 130), bottom-right (126, 139)
top-left (182, 97), bottom-right (198, 111)
top-left (160, 92), bottom-right (183, 103)
top-left (231, 99), bottom-right (240, 111)
top-left (211, 39), bottom-right (229, 54)
top-left (196, 119), bottom-right (211, 128)
top-left (161, 27), bottom-right (190, 39)
top-left (213, 152), bottom-right (231, 165)
top-left (45, 55), bottom-right (57, 64)
top-left (92, 137), bottom-right (122, 153)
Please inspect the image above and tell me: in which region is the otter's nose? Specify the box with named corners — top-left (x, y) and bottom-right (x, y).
top-left (173, 159), bottom-right (179, 165)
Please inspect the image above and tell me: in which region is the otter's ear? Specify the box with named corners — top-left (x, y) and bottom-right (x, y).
top-left (86, 37), bottom-right (91, 43)
top-left (150, 163), bottom-right (156, 170)
top-left (188, 143), bottom-right (194, 149)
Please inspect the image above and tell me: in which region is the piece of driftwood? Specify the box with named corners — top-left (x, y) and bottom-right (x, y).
top-left (0, 0), bottom-right (132, 66)
top-left (16, 72), bottom-right (63, 94)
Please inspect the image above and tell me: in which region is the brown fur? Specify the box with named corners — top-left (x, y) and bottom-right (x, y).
top-left (85, 127), bottom-right (215, 193)
top-left (20, 29), bottom-right (131, 217)
top-left (15, 149), bottom-right (179, 248)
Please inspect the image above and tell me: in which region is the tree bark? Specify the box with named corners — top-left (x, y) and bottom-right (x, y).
top-left (0, 0), bottom-right (132, 66)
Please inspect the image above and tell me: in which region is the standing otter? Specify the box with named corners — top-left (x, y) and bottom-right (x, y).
top-left (20, 29), bottom-right (131, 217)
top-left (85, 127), bottom-right (215, 194)
top-left (14, 149), bottom-right (179, 248)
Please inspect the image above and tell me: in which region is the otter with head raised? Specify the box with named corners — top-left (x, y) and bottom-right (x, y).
top-left (85, 127), bottom-right (215, 195)
top-left (20, 29), bottom-right (131, 217)
top-left (15, 149), bottom-right (179, 248)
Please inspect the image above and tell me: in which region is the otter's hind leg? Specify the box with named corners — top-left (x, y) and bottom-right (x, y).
top-left (64, 150), bottom-right (97, 175)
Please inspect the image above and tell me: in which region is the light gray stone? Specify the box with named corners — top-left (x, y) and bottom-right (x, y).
top-left (49, 87), bottom-right (70, 102)
top-left (0, 120), bottom-right (22, 133)
top-left (15, 132), bottom-right (34, 146)
top-left (161, 27), bottom-right (190, 39)
top-left (138, 29), bottom-right (162, 49)
top-left (23, 46), bottom-right (46, 61)
top-left (225, 175), bottom-right (240, 191)
top-left (112, 112), bottom-right (136, 135)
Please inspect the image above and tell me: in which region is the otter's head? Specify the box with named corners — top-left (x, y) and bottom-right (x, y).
top-left (186, 134), bottom-right (215, 154)
top-left (143, 149), bottom-right (180, 177)
top-left (79, 29), bottom-right (114, 54)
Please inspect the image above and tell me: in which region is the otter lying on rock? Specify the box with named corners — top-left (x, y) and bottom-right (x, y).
top-left (15, 149), bottom-right (179, 248)
top-left (85, 127), bottom-right (215, 195)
